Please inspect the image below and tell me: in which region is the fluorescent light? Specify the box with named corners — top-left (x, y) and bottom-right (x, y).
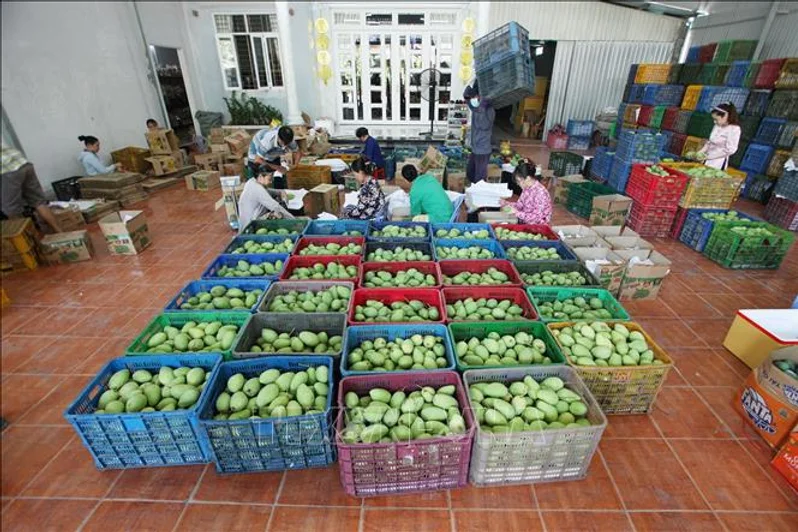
top-left (535, 47), bottom-right (544, 56)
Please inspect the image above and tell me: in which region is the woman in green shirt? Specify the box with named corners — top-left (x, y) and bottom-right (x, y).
top-left (401, 164), bottom-right (453, 223)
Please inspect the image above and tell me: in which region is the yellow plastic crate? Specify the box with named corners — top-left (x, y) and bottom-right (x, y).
top-left (681, 136), bottom-right (705, 157)
top-left (681, 85), bottom-right (704, 110)
top-left (635, 64), bottom-right (671, 85)
top-left (623, 104), bottom-right (641, 124)
top-left (679, 170), bottom-right (746, 209)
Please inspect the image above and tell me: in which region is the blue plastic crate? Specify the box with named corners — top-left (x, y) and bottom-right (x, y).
top-left (744, 90), bottom-right (773, 117)
top-left (501, 241), bottom-right (577, 262)
top-left (615, 130), bottom-right (665, 163)
top-left (567, 135), bottom-right (591, 151)
top-left (304, 220), bottom-right (370, 237)
top-left (567, 120), bottom-right (595, 137)
top-left (164, 280), bottom-right (271, 313)
top-left (627, 64), bottom-right (639, 86)
top-left (726, 61), bottom-right (750, 87)
top-left (740, 143), bottom-right (775, 174)
top-left (629, 84), bottom-right (645, 104)
top-left (642, 85), bottom-right (684, 106)
top-left (476, 53), bottom-right (535, 109)
top-left (368, 221), bottom-right (430, 242)
top-left (679, 209), bottom-right (759, 252)
top-left (434, 239), bottom-right (506, 260)
top-left (65, 354), bottom-right (222, 470)
top-left (474, 21), bottom-right (529, 68)
top-left (224, 235), bottom-right (298, 255)
top-left (753, 118), bottom-right (788, 146)
top-left (658, 130), bottom-right (674, 154)
top-left (608, 155), bottom-right (633, 193)
top-left (591, 147), bottom-right (614, 181)
top-left (696, 86), bottom-right (750, 113)
top-left (201, 253), bottom-right (289, 280)
top-left (197, 356), bottom-right (335, 474)
top-left (431, 223), bottom-right (497, 240)
top-left (341, 324), bottom-right (456, 377)
top-left (687, 46), bottom-right (701, 63)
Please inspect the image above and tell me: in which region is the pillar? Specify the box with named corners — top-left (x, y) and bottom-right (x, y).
top-left (275, 1), bottom-right (303, 124)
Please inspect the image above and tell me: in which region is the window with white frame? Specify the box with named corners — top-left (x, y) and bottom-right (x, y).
top-left (214, 14), bottom-right (283, 91)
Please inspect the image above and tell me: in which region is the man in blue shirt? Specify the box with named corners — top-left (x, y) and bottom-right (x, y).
top-left (248, 126), bottom-right (301, 189)
top-left (356, 127), bottom-right (384, 169)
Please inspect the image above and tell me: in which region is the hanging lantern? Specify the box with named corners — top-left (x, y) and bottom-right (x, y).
top-left (461, 35), bottom-right (473, 49)
top-left (460, 49), bottom-right (473, 66)
top-left (316, 33), bottom-right (330, 51)
top-left (459, 65), bottom-right (473, 82)
top-left (462, 17), bottom-right (476, 33)
top-left (314, 18), bottom-right (329, 34)
top-left (317, 50), bottom-right (331, 66)
top-left (318, 64), bottom-right (333, 84)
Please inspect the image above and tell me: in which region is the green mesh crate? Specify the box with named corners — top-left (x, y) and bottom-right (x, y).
top-left (679, 63), bottom-right (703, 85)
top-left (667, 64), bottom-right (682, 85)
top-left (649, 106), bottom-right (668, 129)
top-left (566, 182), bottom-right (616, 219)
top-left (126, 312), bottom-right (250, 359)
top-left (686, 112), bottom-right (715, 138)
top-left (740, 115), bottom-right (762, 142)
top-left (744, 62), bottom-right (762, 88)
top-left (526, 287), bottom-right (630, 323)
top-left (548, 151), bottom-right (584, 177)
top-left (703, 220), bottom-right (795, 269)
top-left (448, 321), bottom-right (565, 371)
top-left (698, 63), bottom-right (730, 86)
top-left (714, 40), bottom-right (758, 62)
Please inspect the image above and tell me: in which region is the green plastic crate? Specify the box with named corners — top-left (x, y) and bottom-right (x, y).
top-left (667, 64), bottom-right (682, 85)
top-left (548, 151), bottom-right (584, 177)
top-left (730, 140), bottom-right (749, 169)
top-left (698, 63), bottom-right (730, 86)
top-left (744, 62), bottom-right (762, 88)
top-left (126, 312), bottom-right (250, 360)
top-left (526, 287), bottom-right (630, 323)
top-left (702, 220), bottom-right (795, 269)
top-left (686, 112), bottom-right (715, 138)
top-left (566, 182), bottom-right (616, 219)
top-left (448, 321), bottom-right (565, 371)
top-left (740, 115), bottom-right (762, 142)
top-left (649, 106), bottom-right (668, 130)
top-left (714, 40), bottom-right (757, 62)
top-left (679, 63), bottom-right (703, 85)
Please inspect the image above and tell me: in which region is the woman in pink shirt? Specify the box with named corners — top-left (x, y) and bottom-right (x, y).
top-left (698, 102), bottom-right (742, 169)
top-left (501, 159), bottom-right (552, 224)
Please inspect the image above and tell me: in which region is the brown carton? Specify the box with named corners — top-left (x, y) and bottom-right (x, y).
top-left (590, 194), bottom-right (632, 226)
top-left (553, 175), bottom-right (586, 204)
top-left (145, 128), bottom-right (180, 155)
top-left (79, 172), bottom-right (143, 190)
top-left (446, 169), bottom-right (466, 193)
top-left (98, 210), bottom-right (151, 255)
top-left (39, 230), bottom-right (94, 265)
top-left (419, 146), bottom-right (448, 172)
top-left (592, 226), bottom-right (640, 239)
top-left (287, 164), bottom-right (331, 190)
top-left (210, 143), bottom-right (231, 155)
top-left (303, 184), bottom-right (341, 217)
top-left (224, 129), bottom-right (251, 156)
top-left (209, 127), bottom-right (225, 144)
top-left (111, 147), bottom-right (151, 174)
top-left (222, 161), bottom-right (245, 177)
top-left (215, 176), bottom-right (245, 229)
top-left (573, 247), bottom-right (626, 295)
top-left (395, 158), bottom-right (423, 191)
top-left (553, 225), bottom-right (597, 247)
top-left (195, 153), bottom-right (224, 172)
top-left (185, 170), bottom-right (221, 192)
top-left (145, 155), bottom-right (179, 176)
top-left (618, 250), bottom-right (671, 300)
top-left (47, 206), bottom-right (86, 232)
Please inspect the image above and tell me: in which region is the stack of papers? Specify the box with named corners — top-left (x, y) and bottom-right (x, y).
top-left (465, 181), bottom-right (512, 210)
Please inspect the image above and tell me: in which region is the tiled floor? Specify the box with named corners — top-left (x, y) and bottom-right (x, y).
top-left (2, 166), bottom-right (798, 531)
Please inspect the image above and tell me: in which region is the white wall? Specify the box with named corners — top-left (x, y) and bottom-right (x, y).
top-left (1, 1), bottom-right (163, 193)
top-left (758, 3), bottom-right (798, 59)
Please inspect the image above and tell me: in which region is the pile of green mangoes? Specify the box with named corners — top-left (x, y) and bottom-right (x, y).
top-left (177, 286), bottom-right (264, 310)
top-left (352, 299), bottom-right (441, 323)
top-left (366, 246), bottom-right (431, 262)
top-left (211, 365), bottom-right (329, 420)
top-left (455, 329), bottom-right (553, 366)
top-left (372, 224), bottom-right (427, 239)
top-left (142, 321), bottom-right (240, 353)
top-left (552, 322), bottom-right (663, 367)
top-left (522, 270), bottom-right (588, 287)
top-left (266, 285), bottom-right (351, 313)
top-left (536, 296), bottom-right (615, 321)
top-left (298, 242), bottom-right (363, 256)
top-left (229, 239), bottom-right (294, 254)
top-left (245, 328), bottom-right (343, 355)
top-left (729, 225), bottom-right (774, 237)
top-left (469, 376), bottom-right (592, 432)
top-left (434, 227), bottom-right (491, 239)
top-left (443, 267), bottom-right (512, 286)
top-left (363, 268), bottom-right (437, 288)
top-left (774, 359), bottom-right (798, 380)
top-left (494, 227), bottom-right (547, 241)
top-left (94, 366), bottom-right (208, 414)
top-left (645, 165), bottom-right (670, 177)
top-left (343, 230), bottom-right (363, 236)
top-left (346, 334), bottom-right (448, 372)
top-left (340, 385), bottom-right (466, 443)
top-left (252, 227), bottom-right (300, 235)
top-left (446, 297), bottom-right (526, 321)
top-left (214, 259), bottom-right (284, 278)
top-left (701, 210), bottom-right (741, 222)
top-left (684, 166), bottom-right (732, 178)
top-left (505, 246), bottom-right (561, 261)
top-left (436, 245), bottom-right (497, 260)
top-left (288, 261), bottom-right (358, 280)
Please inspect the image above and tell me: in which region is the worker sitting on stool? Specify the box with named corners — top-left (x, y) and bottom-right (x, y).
top-left (356, 127), bottom-right (385, 179)
top-left (247, 126), bottom-right (301, 189)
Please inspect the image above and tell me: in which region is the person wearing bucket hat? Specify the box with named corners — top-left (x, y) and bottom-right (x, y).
top-left (697, 102), bottom-right (741, 170)
top-left (463, 80), bottom-right (495, 183)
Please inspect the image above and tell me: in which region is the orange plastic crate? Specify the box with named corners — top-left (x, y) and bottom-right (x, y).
top-left (681, 85), bottom-right (704, 110)
top-left (681, 136), bottom-right (705, 157)
top-left (634, 64), bottom-right (671, 84)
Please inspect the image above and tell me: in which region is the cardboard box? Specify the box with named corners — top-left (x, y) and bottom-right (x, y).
top-left (145, 155), bottom-right (179, 176)
top-left (724, 310), bottom-right (798, 369)
top-left (111, 147), bottom-right (151, 174)
top-left (47, 206), bottom-right (86, 232)
top-left (39, 230), bottom-right (94, 265)
top-left (590, 194), bottom-right (632, 226)
top-left (553, 225), bottom-right (597, 247)
top-left (478, 211), bottom-right (518, 224)
top-left (209, 128), bottom-right (225, 144)
top-left (618, 250), bottom-right (671, 301)
top-left (171, 149), bottom-right (185, 168)
top-left (145, 128), bottom-right (180, 155)
top-left (446, 169), bottom-right (466, 193)
top-left (80, 183), bottom-right (145, 201)
top-left (574, 247), bottom-right (626, 295)
top-left (486, 164), bottom-right (502, 183)
top-left (222, 161), bottom-right (245, 177)
top-left (185, 170), bottom-right (221, 191)
top-left (225, 129), bottom-right (251, 156)
top-left (81, 200), bottom-right (119, 224)
top-left (210, 143), bottom-right (231, 155)
top-left (772, 428), bottom-right (798, 490)
top-left (419, 146), bottom-right (448, 172)
top-left (195, 153), bottom-right (224, 172)
top-left (395, 158), bottom-right (423, 191)
top-left (308, 130), bottom-right (331, 156)
top-left (553, 175), bottom-right (586, 204)
top-left (605, 236), bottom-right (654, 252)
top-left (303, 184), bottom-right (341, 218)
top-left (737, 346), bottom-right (798, 448)
top-left (79, 172), bottom-right (144, 190)
top-left (592, 226), bottom-right (640, 239)
top-left (286, 164), bottom-right (331, 190)
top-left (98, 210), bottom-right (151, 255)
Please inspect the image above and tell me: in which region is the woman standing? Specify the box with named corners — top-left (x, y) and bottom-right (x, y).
top-left (697, 102), bottom-right (742, 169)
top-left (78, 135), bottom-right (121, 175)
top-left (341, 156), bottom-right (386, 220)
top-left (500, 159), bottom-right (552, 224)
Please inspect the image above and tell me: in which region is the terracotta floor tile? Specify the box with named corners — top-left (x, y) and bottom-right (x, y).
top-left (697, 292), bottom-right (754, 317)
top-left (1, 335), bottom-right (56, 372)
top-left (363, 509), bottom-right (450, 532)
top-left (22, 438), bottom-right (121, 498)
top-left (1, 498), bottom-right (97, 532)
top-left (453, 510), bottom-right (543, 532)
top-left (670, 439), bottom-right (795, 511)
top-left (22, 336), bottom-right (107, 374)
top-left (0, 374), bottom-right (61, 422)
top-left (659, 290), bottom-right (722, 318)
top-left (717, 512), bottom-right (798, 531)
top-left (0, 307), bottom-right (45, 335)
top-left (666, 348), bottom-right (744, 387)
top-left (683, 318), bottom-right (733, 349)
top-left (534, 454), bottom-right (622, 510)
top-left (74, 336), bottom-right (133, 374)
top-left (629, 511), bottom-right (723, 531)
top-left (364, 489), bottom-right (448, 507)
top-left (269, 506), bottom-right (360, 532)
top-left (619, 299), bottom-right (677, 318)
top-left (450, 483), bottom-right (535, 509)
top-left (113, 283), bottom-right (173, 309)
top-left (82, 501), bottom-right (184, 532)
top-left (670, 272), bottom-right (733, 294)
top-left (278, 466), bottom-right (359, 506)
top-left (652, 387), bottom-right (733, 439)
top-left (714, 274), bottom-right (772, 294)
top-left (109, 465), bottom-right (204, 501)
top-left (635, 319), bottom-right (708, 349)
top-left (1, 426), bottom-right (73, 496)
top-left (16, 375), bottom-right (91, 425)
top-left (19, 282), bottom-right (84, 307)
top-left (64, 307), bottom-right (152, 338)
top-left (664, 364), bottom-right (688, 386)
top-left (67, 285), bottom-right (125, 308)
top-left (737, 438), bottom-right (798, 509)
top-left (602, 415), bottom-right (661, 439)
top-left (13, 307), bottom-right (91, 336)
top-left (175, 503), bottom-right (271, 532)
top-left (541, 511), bottom-right (632, 531)
top-left (600, 439), bottom-right (708, 510)
top-left (193, 468), bottom-right (282, 504)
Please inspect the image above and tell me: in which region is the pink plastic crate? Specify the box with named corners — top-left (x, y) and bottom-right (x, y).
top-left (438, 259), bottom-right (523, 287)
top-left (546, 132), bottom-right (568, 150)
top-left (335, 371), bottom-right (475, 497)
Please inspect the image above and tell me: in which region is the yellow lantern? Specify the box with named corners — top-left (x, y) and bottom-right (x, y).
top-left (458, 65), bottom-right (473, 82)
top-left (318, 65), bottom-right (333, 83)
top-left (317, 50), bottom-right (331, 66)
top-left (460, 49), bottom-right (473, 66)
top-left (316, 33), bottom-right (330, 51)
top-left (461, 35), bottom-right (473, 48)
top-left (314, 18), bottom-right (329, 34)
top-left (462, 17), bottom-right (476, 33)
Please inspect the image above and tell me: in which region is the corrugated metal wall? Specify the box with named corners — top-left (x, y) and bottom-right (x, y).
top-left (489, 1), bottom-right (681, 42)
top-left (544, 41), bottom-right (674, 136)
top-left (688, 3), bottom-right (769, 45)
top-left (759, 6), bottom-right (798, 59)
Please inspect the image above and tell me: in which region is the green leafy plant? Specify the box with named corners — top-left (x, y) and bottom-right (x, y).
top-left (224, 91), bottom-right (283, 125)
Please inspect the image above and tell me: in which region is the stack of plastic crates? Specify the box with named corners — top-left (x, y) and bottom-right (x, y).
top-left (696, 87), bottom-right (750, 113)
top-left (549, 151), bottom-right (584, 177)
top-left (679, 209), bottom-right (758, 252)
top-left (591, 147), bottom-right (614, 182)
top-left (775, 58), bottom-right (798, 90)
top-left (566, 182), bottom-right (616, 218)
top-left (743, 173), bottom-right (776, 203)
top-left (725, 61), bottom-right (751, 87)
top-left (634, 64), bottom-right (671, 84)
top-left (474, 22), bottom-right (534, 109)
top-left (566, 120), bottom-right (594, 150)
top-left (681, 85), bottom-right (704, 110)
top-left (714, 40), bottom-right (758, 62)
top-left (661, 107), bottom-right (680, 131)
top-left (754, 118), bottom-right (788, 146)
top-left (615, 130), bottom-right (665, 163)
top-left (703, 220), bottom-right (794, 269)
top-left (740, 143), bottom-right (775, 174)
top-left (740, 115), bottom-right (763, 142)
top-left (686, 112), bottom-right (715, 138)
top-left (744, 90), bottom-right (772, 117)
top-left (679, 63), bottom-right (703, 85)
top-left (649, 105), bottom-right (668, 129)
top-left (698, 63), bottom-right (730, 86)
top-left (608, 155), bottom-right (633, 192)
top-left (624, 164), bottom-right (689, 237)
top-left (755, 58), bottom-right (787, 89)
top-left (764, 195), bottom-right (798, 231)
top-left (699, 43), bottom-right (718, 63)
top-left (778, 121), bottom-right (798, 149)
top-left (642, 85), bottom-right (684, 107)
top-left (766, 90), bottom-right (798, 121)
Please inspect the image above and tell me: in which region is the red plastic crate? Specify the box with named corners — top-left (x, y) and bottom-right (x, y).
top-left (625, 164), bottom-right (690, 207)
top-left (490, 223), bottom-right (559, 241)
top-left (668, 132), bottom-right (687, 156)
top-left (546, 132), bottom-right (568, 150)
top-left (763, 196), bottom-right (798, 231)
top-left (442, 286), bottom-right (537, 321)
top-left (280, 255), bottom-right (362, 284)
top-left (661, 106), bottom-right (680, 131)
top-left (438, 259), bottom-right (523, 287)
top-left (670, 206), bottom-right (689, 239)
top-left (637, 105), bottom-right (654, 127)
top-left (698, 43), bottom-right (717, 64)
top-left (360, 261), bottom-right (442, 289)
top-left (755, 58), bottom-right (787, 89)
top-left (626, 201), bottom-right (679, 238)
top-left (293, 236), bottom-right (366, 257)
top-left (349, 288), bottom-right (445, 325)
top-left (335, 371), bottom-right (475, 497)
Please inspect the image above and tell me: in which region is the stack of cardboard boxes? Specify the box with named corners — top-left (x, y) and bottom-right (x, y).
top-left (144, 128), bottom-right (183, 176)
top-left (111, 147), bottom-right (151, 174)
top-left (78, 172), bottom-right (147, 208)
top-left (205, 128), bottom-right (250, 178)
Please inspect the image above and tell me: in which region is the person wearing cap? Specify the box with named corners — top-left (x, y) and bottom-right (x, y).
top-left (697, 102), bottom-right (742, 170)
top-left (463, 80), bottom-right (495, 183)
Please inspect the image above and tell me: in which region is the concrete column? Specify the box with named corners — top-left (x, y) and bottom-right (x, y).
top-left (476, 1), bottom-right (491, 38)
top-left (275, 1), bottom-right (303, 124)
